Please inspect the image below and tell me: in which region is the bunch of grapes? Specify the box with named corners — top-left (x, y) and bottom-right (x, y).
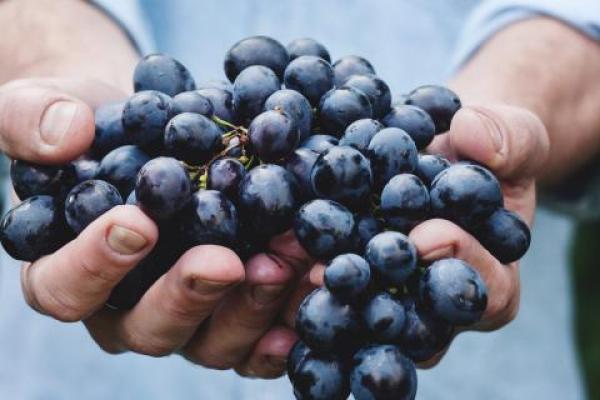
top-left (0, 36), bottom-right (531, 400)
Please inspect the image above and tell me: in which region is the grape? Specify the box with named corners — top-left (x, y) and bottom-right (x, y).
top-left (294, 199), bottom-right (355, 260)
top-left (365, 232), bottom-right (417, 286)
top-left (332, 55), bottom-right (376, 87)
top-left (362, 292), bottom-right (406, 344)
top-left (405, 85), bottom-right (461, 134)
top-left (248, 109), bottom-right (300, 162)
top-left (429, 163), bottom-right (503, 228)
top-left (72, 157), bottom-right (100, 183)
top-left (318, 87), bottom-right (373, 136)
top-left (233, 65), bottom-right (281, 123)
top-left (224, 36), bottom-right (289, 82)
top-left (415, 154), bottom-right (450, 186)
top-left (92, 102), bottom-right (127, 157)
top-left (10, 160), bottom-right (77, 201)
top-left (170, 91), bottom-right (214, 118)
top-left (178, 190), bottom-right (238, 248)
top-left (350, 345), bottom-right (417, 400)
top-left (164, 113), bottom-right (224, 165)
top-left (0, 196), bottom-right (70, 262)
top-left (380, 174), bottom-right (430, 233)
top-left (133, 53), bottom-right (195, 97)
top-left (197, 87), bottom-right (237, 123)
top-left (353, 214), bottom-right (383, 253)
top-left (97, 145), bottom-right (150, 198)
top-left (472, 208), bottom-right (531, 264)
top-left (339, 118), bottom-right (384, 154)
top-left (296, 287), bottom-right (362, 354)
top-left (290, 350), bottom-right (350, 400)
top-left (285, 148), bottom-right (319, 200)
top-left (196, 79), bottom-right (233, 93)
top-left (223, 136), bottom-right (243, 157)
top-left (284, 55), bottom-right (334, 106)
top-left (122, 90), bottom-right (173, 148)
top-left (343, 74), bottom-right (391, 118)
top-left (324, 253), bottom-right (371, 302)
top-left (299, 134), bottom-right (339, 154)
top-left (287, 340), bottom-right (312, 381)
top-left (238, 164), bottom-right (298, 237)
top-left (207, 158), bottom-right (246, 202)
top-left (64, 180), bottom-right (123, 234)
top-left (135, 157), bottom-right (193, 220)
top-left (419, 258), bottom-right (488, 326)
top-left (382, 105), bottom-right (436, 150)
top-left (310, 145), bottom-right (373, 209)
top-left (287, 38), bottom-right (331, 63)
top-left (367, 127), bottom-right (418, 188)
top-left (264, 89), bottom-right (313, 141)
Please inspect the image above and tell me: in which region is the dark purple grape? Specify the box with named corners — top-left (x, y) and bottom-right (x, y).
top-left (197, 88), bottom-right (237, 123)
top-left (135, 157), bottom-right (193, 220)
top-left (72, 157), bottom-right (99, 183)
top-left (284, 148), bottom-right (319, 200)
top-left (310, 145), bottom-right (372, 209)
top-left (353, 214), bottom-right (384, 253)
top-left (290, 350), bottom-right (350, 400)
top-left (324, 253), bottom-right (371, 302)
top-left (264, 89), bottom-right (313, 141)
top-left (170, 91), bottom-right (214, 118)
top-left (296, 287), bottom-right (362, 354)
top-left (332, 55), bottom-right (376, 87)
top-left (238, 164), bottom-right (298, 237)
top-left (207, 158), bottom-right (246, 201)
top-left (473, 207), bottom-right (531, 264)
top-left (299, 134), bottom-right (339, 154)
top-left (339, 118), bottom-right (384, 154)
top-left (287, 340), bottom-right (312, 381)
top-left (419, 258), bottom-right (488, 326)
top-left (430, 163), bottom-right (503, 228)
top-left (294, 199), bottom-right (355, 260)
top-left (133, 53), bottom-right (195, 97)
top-left (92, 102), bottom-right (127, 157)
top-left (318, 87), bottom-right (373, 136)
top-left (10, 160), bottom-right (76, 201)
top-left (64, 180), bottom-right (123, 234)
top-left (350, 345), bottom-right (417, 400)
top-left (0, 196), bottom-right (70, 262)
top-left (164, 113), bottom-right (224, 165)
top-left (284, 55), bottom-right (334, 106)
top-left (97, 145), bottom-right (150, 198)
top-left (367, 127), bottom-right (418, 188)
top-left (196, 79), bottom-right (232, 93)
top-left (405, 85), bottom-right (461, 134)
top-left (287, 38), bottom-right (331, 63)
top-left (363, 292), bottom-right (406, 344)
top-left (382, 105), bottom-right (436, 150)
top-left (233, 65), bottom-right (281, 123)
top-left (122, 90), bottom-right (172, 148)
top-left (343, 74), bottom-right (391, 118)
top-left (415, 154), bottom-right (450, 186)
top-left (381, 174), bottom-right (430, 233)
top-left (248, 110), bottom-right (300, 162)
top-left (224, 36), bottom-right (289, 82)
top-left (365, 232), bottom-right (417, 286)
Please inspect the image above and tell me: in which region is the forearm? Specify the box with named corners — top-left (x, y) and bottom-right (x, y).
top-left (0, 0), bottom-right (139, 92)
top-left (449, 17), bottom-right (600, 184)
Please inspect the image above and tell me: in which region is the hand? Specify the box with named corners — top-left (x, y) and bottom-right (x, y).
top-left (0, 77), bottom-right (311, 379)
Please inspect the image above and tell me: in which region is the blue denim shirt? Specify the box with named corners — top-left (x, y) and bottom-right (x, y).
top-left (0, 1), bottom-right (595, 399)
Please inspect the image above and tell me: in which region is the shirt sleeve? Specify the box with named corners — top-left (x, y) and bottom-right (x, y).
top-left (90, 0), bottom-right (155, 55)
top-left (452, 0), bottom-right (600, 221)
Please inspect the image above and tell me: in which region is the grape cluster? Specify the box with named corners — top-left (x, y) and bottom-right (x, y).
top-left (0, 36), bottom-right (531, 399)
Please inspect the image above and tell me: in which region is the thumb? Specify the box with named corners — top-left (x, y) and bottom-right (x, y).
top-left (436, 105), bottom-right (550, 181)
top-left (0, 78), bottom-right (125, 164)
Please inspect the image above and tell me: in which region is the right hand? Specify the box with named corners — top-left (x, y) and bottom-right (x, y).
top-left (0, 78), bottom-right (310, 378)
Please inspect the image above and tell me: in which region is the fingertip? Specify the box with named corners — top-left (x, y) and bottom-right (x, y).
top-left (409, 219), bottom-right (461, 261)
top-left (268, 230), bottom-right (313, 273)
top-left (245, 253), bottom-right (295, 286)
top-left (308, 263), bottom-right (325, 286)
top-left (178, 245), bottom-right (245, 286)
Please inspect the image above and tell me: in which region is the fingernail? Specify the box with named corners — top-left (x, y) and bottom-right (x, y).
top-left (252, 284), bottom-right (286, 305)
top-left (266, 355), bottom-right (287, 370)
top-left (421, 245), bottom-right (454, 261)
top-left (191, 279), bottom-right (234, 294)
top-left (469, 109), bottom-right (503, 152)
top-left (40, 101), bottom-right (79, 145)
top-left (107, 225), bottom-right (148, 255)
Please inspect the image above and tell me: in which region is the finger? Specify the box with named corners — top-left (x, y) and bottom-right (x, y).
top-left (0, 78), bottom-right (125, 163)
top-left (235, 326), bottom-right (298, 379)
top-left (91, 245), bottom-right (245, 357)
top-left (21, 205), bottom-right (157, 322)
top-left (182, 251), bottom-right (296, 368)
top-left (410, 218), bottom-right (520, 331)
top-left (282, 270), bottom-right (319, 328)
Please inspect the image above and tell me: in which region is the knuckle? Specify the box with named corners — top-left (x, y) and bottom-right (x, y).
top-left (184, 347), bottom-right (233, 370)
top-left (38, 291), bottom-right (85, 322)
top-left (122, 330), bottom-right (173, 357)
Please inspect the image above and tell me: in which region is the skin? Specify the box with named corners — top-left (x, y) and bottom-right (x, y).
top-left (0, 1), bottom-right (599, 379)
